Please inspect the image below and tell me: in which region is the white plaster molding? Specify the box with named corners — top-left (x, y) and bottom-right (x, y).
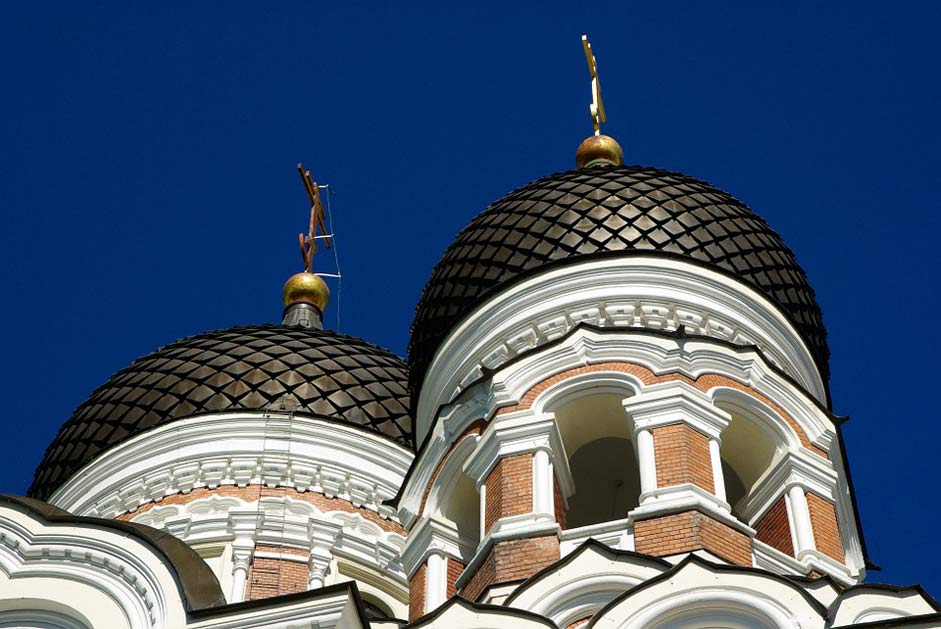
top-left (830, 587), bottom-right (939, 625)
top-left (48, 412), bottom-right (412, 522)
top-left (504, 542), bottom-right (668, 628)
top-left (130, 494), bottom-right (407, 589)
top-left (0, 502), bottom-right (190, 629)
top-left (399, 327), bottom-right (837, 529)
top-left (558, 518), bottom-right (635, 556)
top-left (186, 586), bottom-right (364, 629)
top-left (739, 451), bottom-right (840, 524)
top-left (630, 483), bottom-right (754, 537)
top-left (623, 380), bottom-right (733, 438)
top-left (400, 517), bottom-right (465, 578)
top-left (416, 256), bottom-right (826, 442)
top-left (422, 434), bottom-right (479, 520)
top-left (751, 539), bottom-right (856, 587)
top-left (589, 559), bottom-right (825, 628)
top-left (407, 598), bottom-right (555, 629)
top-left (463, 410), bottom-right (574, 498)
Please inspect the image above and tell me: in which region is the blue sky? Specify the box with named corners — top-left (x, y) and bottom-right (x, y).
top-left (1, 2), bottom-right (939, 593)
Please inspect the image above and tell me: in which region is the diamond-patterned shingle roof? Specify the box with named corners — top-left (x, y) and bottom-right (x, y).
top-left (409, 165), bottom-right (828, 407)
top-left (29, 325), bottom-right (412, 500)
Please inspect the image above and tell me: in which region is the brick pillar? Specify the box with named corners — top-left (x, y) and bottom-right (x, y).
top-left (622, 382), bottom-right (754, 565)
top-left (461, 409), bottom-right (572, 599)
top-left (401, 518), bottom-right (465, 619)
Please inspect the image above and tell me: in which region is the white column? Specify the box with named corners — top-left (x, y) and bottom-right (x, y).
top-left (308, 548), bottom-right (333, 590)
top-left (636, 428), bottom-right (657, 494)
top-left (308, 518), bottom-right (341, 590)
top-left (424, 552), bottom-right (448, 613)
top-left (532, 449), bottom-right (554, 517)
top-left (709, 438), bottom-right (727, 502)
top-left (787, 484), bottom-right (816, 556)
top-left (478, 482), bottom-right (487, 537)
top-left (230, 538), bottom-right (254, 603)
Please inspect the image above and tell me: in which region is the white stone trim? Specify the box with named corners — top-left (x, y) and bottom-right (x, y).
top-left (589, 559), bottom-right (825, 628)
top-left (830, 587), bottom-right (939, 625)
top-left (399, 326), bottom-right (837, 529)
top-left (417, 256), bottom-right (826, 442)
top-left (558, 518), bottom-right (635, 556)
top-left (48, 412), bottom-right (412, 522)
top-left (0, 502), bottom-right (189, 629)
top-left (752, 539), bottom-right (856, 587)
top-left (504, 542), bottom-right (668, 628)
top-left (739, 451), bottom-right (839, 524)
top-left (400, 517), bottom-right (464, 578)
top-left (129, 493), bottom-right (407, 593)
top-left (463, 410), bottom-right (574, 499)
top-left (630, 483), bottom-right (754, 537)
top-left (623, 381), bottom-right (732, 439)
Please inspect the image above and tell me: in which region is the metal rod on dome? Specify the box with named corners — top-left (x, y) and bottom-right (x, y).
top-left (297, 163), bottom-right (332, 274)
top-left (582, 35), bottom-right (606, 136)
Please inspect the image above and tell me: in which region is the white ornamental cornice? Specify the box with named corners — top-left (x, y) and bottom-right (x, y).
top-left (416, 256), bottom-right (826, 442)
top-left (621, 381), bottom-right (732, 439)
top-left (48, 412), bottom-right (412, 521)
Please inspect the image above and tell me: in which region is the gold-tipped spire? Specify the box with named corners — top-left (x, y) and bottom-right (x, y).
top-left (577, 35), bottom-right (623, 168)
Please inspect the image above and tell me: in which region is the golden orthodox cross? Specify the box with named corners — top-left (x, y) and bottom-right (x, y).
top-left (582, 35), bottom-right (606, 136)
top-left (297, 163), bottom-right (332, 273)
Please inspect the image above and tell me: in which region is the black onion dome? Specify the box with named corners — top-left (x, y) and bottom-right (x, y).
top-left (30, 325), bottom-right (412, 500)
top-left (409, 165), bottom-right (828, 406)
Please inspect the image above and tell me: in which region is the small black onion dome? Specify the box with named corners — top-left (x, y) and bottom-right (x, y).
top-left (29, 325), bottom-right (412, 500)
top-left (409, 165), bottom-right (828, 409)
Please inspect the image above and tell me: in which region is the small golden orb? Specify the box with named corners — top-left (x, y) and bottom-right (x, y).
top-left (575, 134), bottom-right (624, 168)
top-left (282, 272), bottom-right (330, 312)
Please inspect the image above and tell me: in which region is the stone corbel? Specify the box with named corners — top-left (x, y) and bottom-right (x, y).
top-left (307, 517), bottom-right (342, 590)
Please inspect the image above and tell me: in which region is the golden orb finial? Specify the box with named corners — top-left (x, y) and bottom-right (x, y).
top-left (282, 272), bottom-right (330, 312)
top-left (576, 134), bottom-right (624, 168)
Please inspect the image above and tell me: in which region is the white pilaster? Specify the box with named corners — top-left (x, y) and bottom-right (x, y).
top-left (636, 428), bottom-right (657, 494)
top-left (424, 552), bottom-right (448, 613)
top-left (230, 537), bottom-right (254, 603)
top-left (709, 437), bottom-right (727, 502)
top-left (787, 484), bottom-right (816, 557)
top-left (532, 449), bottom-right (554, 517)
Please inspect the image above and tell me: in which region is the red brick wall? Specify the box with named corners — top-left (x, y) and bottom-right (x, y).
top-left (484, 455), bottom-right (532, 531)
top-left (634, 510), bottom-right (752, 566)
top-left (116, 485), bottom-right (404, 534)
top-left (245, 545), bottom-right (308, 600)
top-left (461, 535), bottom-right (560, 601)
top-left (409, 563), bottom-right (426, 621)
top-left (497, 362), bottom-right (827, 459)
top-left (446, 557), bottom-right (465, 599)
top-left (807, 492), bottom-right (844, 562)
top-left (652, 423), bottom-right (714, 493)
top-left (755, 495), bottom-right (794, 557)
top-left (554, 477), bottom-right (567, 530)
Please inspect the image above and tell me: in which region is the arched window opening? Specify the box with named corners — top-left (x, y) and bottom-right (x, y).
top-left (718, 411), bottom-right (782, 521)
top-left (555, 393), bottom-right (640, 529)
top-left (431, 462), bottom-right (480, 562)
top-left (361, 595), bottom-right (395, 620)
